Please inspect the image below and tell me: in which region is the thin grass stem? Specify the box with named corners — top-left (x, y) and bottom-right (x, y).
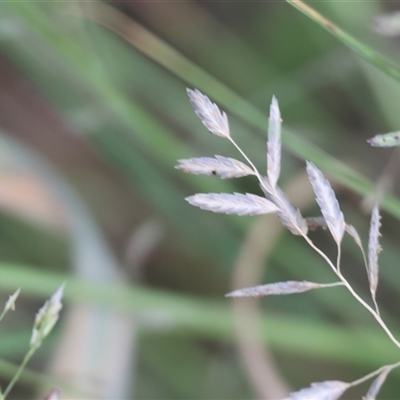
top-left (348, 361), bottom-right (400, 387)
top-left (336, 244), bottom-right (341, 274)
top-left (3, 347), bottom-right (36, 398)
top-left (303, 235), bottom-right (400, 349)
top-left (228, 137), bottom-right (263, 183)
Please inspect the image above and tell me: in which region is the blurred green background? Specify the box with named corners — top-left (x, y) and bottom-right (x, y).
top-left (1, 1), bottom-right (400, 399)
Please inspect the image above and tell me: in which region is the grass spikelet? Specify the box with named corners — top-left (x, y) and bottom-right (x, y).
top-left (267, 95), bottom-right (282, 188)
top-left (187, 88), bottom-right (230, 138)
top-left (363, 367), bottom-right (391, 400)
top-left (283, 380), bottom-right (350, 400)
top-left (175, 155), bottom-right (255, 179)
top-left (179, 87), bottom-right (400, 398)
top-left (44, 388), bottom-right (61, 400)
top-left (261, 178), bottom-right (308, 236)
top-left (345, 224), bottom-right (363, 248)
top-left (368, 206), bottom-right (381, 300)
top-left (367, 131), bottom-right (400, 147)
top-left (226, 281), bottom-right (343, 298)
top-left (185, 193), bottom-right (278, 216)
top-left (306, 161), bottom-right (345, 244)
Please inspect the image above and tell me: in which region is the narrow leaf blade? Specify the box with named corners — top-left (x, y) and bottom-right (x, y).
top-left (285, 0), bottom-right (400, 84)
top-left (185, 193), bottom-right (278, 216)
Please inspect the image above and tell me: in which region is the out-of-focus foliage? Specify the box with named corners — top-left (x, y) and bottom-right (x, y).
top-left (0, 1), bottom-right (400, 399)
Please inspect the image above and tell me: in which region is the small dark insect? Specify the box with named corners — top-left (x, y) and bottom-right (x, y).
top-left (305, 216), bottom-right (328, 231)
top-left (211, 170), bottom-right (217, 175)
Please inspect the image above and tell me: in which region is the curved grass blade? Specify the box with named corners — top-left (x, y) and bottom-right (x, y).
top-left (285, 0), bottom-right (400, 83)
top-left (44, 1), bottom-right (400, 221)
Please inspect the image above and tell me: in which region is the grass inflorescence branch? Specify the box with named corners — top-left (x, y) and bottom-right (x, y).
top-left (177, 88), bottom-right (400, 399)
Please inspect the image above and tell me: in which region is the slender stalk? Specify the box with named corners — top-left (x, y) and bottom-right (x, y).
top-left (349, 361), bottom-right (400, 388)
top-left (3, 346), bottom-right (37, 398)
top-left (339, 273), bottom-right (400, 348)
top-left (372, 288), bottom-right (380, 317)
top-left (228, 137), bottom-right (264, 184)
top-left (0, 309), bottom-right (9, 324)
top-left (228, 135), bottom-right (400, 351)
top-left (336, 244), bottom-right (341, 274)
top-left (320, 282), bottom-right (344, 289)
top-left (304, 236), bottom-right (400, 349)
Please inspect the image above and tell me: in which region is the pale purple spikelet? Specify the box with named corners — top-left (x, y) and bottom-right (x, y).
top-left (306, 161), bottom-right (345, 244)
top-left (175, 155), bottom-right (255, 179)
top-left (261, 178), bottom-right (308, 236)
top-left (187, 88), bottom-right (230, 138)
top-left (185, 193), bottom-right (279, 216)
top-left (4, 288), bottom-right (21, 312)
top-left (30, 283), bottom-right (65, 348)
top-left (367, 131), bottom-right (400, 147)
top-left (367, 206), bottom-right (382, 299)
top-left (226, 280), bottom-right (343, 298)
top-left (283, 380), bottom-right (349, 400)
top-left (345, 224), bottom-right (363, 249)
top-left (267, 96), bottom-right (282, 188)
top-left (364, 367), bottom-right (391, 400)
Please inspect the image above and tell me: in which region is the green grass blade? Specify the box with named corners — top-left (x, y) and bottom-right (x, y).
top-left (285, 0), bottom-right (400, 83)
top-left (8, 2), bottom-right (400, 221)
top-left (0, 263), bottom-right (396, 368)
top-left (69, 2), bottom-right (400, 218)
